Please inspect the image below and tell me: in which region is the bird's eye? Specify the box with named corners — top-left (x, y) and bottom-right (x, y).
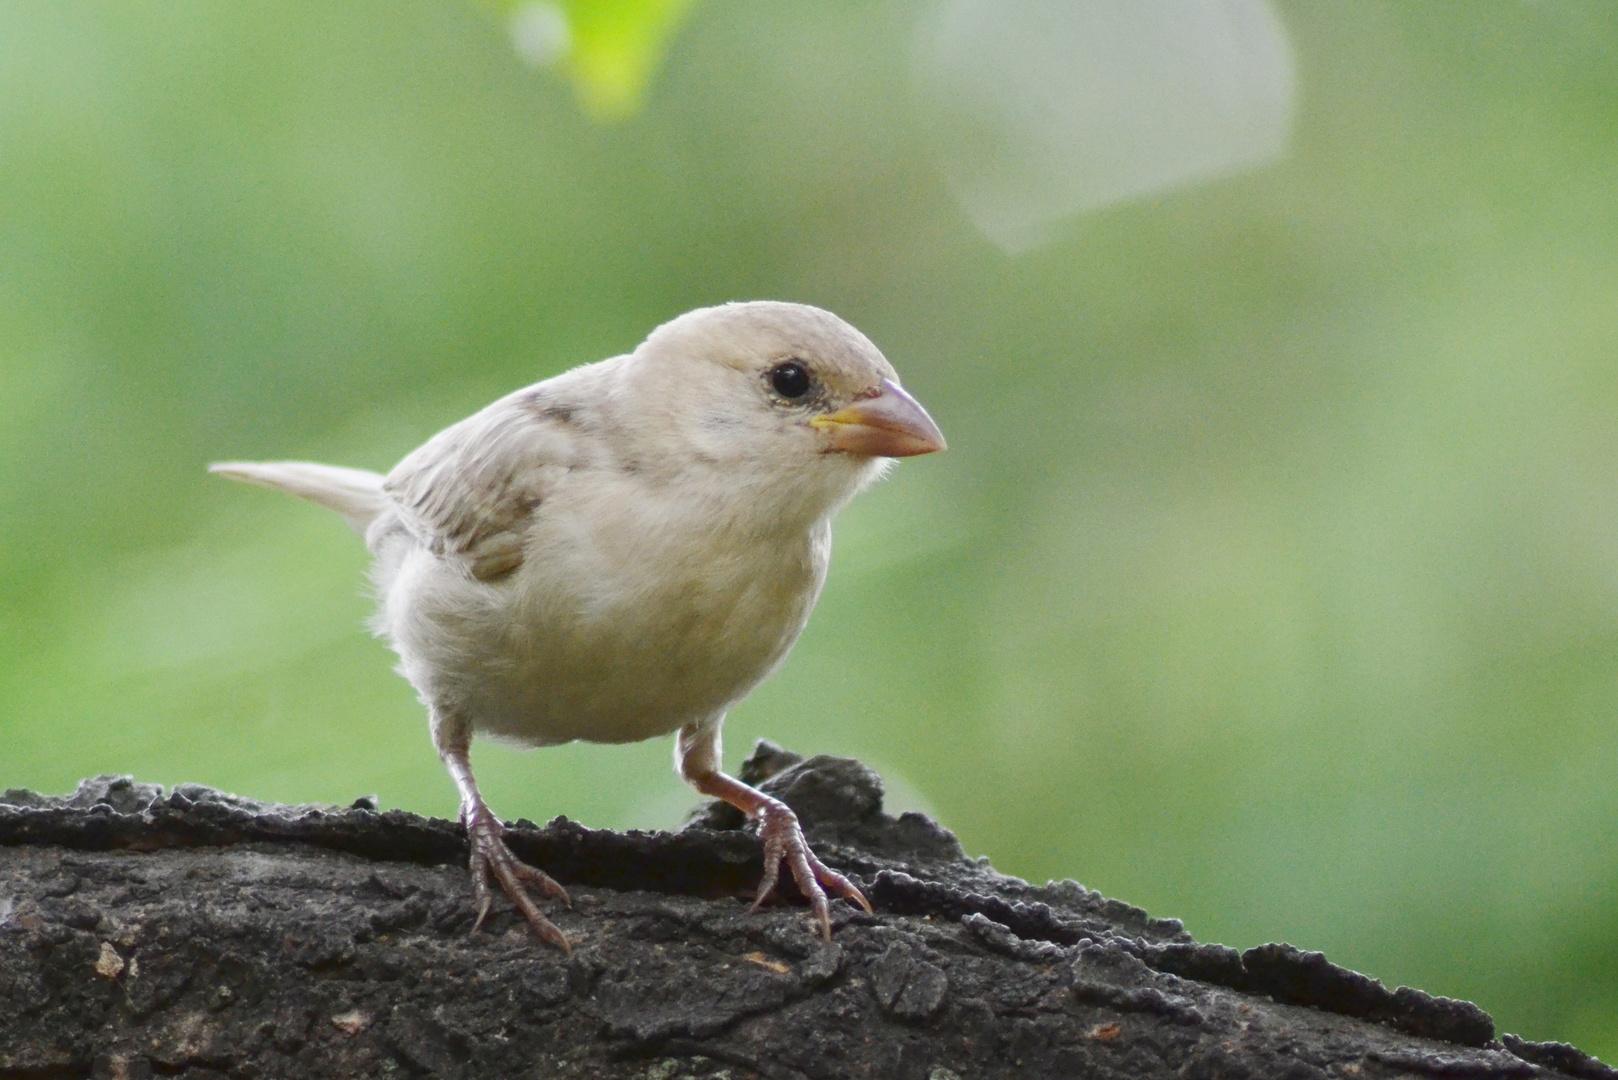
top-left (769, 361), bottom-right (812, 399)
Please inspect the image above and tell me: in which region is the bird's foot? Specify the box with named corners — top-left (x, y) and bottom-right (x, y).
top-left (751, 797), bottom-right (873, 940)
top-left (462, 801), bottom-right (572, 952)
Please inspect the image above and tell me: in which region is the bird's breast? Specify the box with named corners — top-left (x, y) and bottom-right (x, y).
top-left (386, 471), bottom-right (831, 746)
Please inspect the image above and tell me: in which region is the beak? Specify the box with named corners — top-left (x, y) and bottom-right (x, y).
top-left (811, 378), bottom-right (947, 458)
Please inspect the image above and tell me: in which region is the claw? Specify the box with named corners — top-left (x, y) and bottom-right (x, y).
top-left (463, 803), bottom-right (571, 952)
top-left (510, 860), bottom-right (572, 907)
top-left (676, 736), bottom-right (872, 940)
top-left (752, 799), bottom-right (871, 941)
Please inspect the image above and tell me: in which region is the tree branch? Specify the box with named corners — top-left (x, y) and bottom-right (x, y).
top-left (1, 744), bottom-right (1610, 1080)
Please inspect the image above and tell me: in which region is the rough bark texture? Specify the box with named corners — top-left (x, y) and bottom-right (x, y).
top-left (1, 743), bottom-right (1611, 1080)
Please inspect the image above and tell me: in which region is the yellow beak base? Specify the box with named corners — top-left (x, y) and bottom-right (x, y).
top-left (812, 379), bottom-right (947, 458)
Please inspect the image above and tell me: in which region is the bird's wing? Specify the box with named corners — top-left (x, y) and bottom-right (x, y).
top-left (383, 386), bottom-right (587, 581)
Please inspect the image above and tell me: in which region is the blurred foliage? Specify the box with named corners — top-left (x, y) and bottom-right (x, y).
top-left (1, 0), bottom-right (1616, 1060)
top-left (492, 0), bottom-right (696, 118)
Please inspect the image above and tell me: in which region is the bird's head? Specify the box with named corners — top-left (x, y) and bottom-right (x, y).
top-left (619, 301), bottom-right (946, 515)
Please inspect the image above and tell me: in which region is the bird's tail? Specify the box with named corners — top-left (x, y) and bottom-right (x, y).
top-left (209, 461), bottom-right (388, 536)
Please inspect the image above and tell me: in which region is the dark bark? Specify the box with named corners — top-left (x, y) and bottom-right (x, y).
top-left (0, 742), bottom-right (1610, 1080)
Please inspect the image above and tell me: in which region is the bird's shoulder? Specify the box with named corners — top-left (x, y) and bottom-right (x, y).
top-left (383, 360), bottom-right (622, 580)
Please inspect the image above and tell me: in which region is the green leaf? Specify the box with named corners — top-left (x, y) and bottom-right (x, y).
top-left (498, 0), bottom-right (697, 121)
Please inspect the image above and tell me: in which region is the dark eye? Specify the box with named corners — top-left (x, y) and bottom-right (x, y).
top-left (769, 361), bottom-right (812, 399)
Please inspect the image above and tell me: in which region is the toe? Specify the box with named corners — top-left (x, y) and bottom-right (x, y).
top-left (749, 852), bottom-right (784, 912)
top-left (786, 848), bottom-right (833, 940)
top-left (463, 811), bottom-right (571, 950)
top-left (510, 860), bottom-right (572, 906)
top-left (471, 895), bottom-right (493, 935)
top-left (490, 853), bottom-right (571, 951)
top-left (752, 800), bottom-right (870, 936)
top-left (813, 862), bottom-right (873, 915)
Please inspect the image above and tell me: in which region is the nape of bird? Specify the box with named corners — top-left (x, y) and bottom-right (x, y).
top-left (211, 301), bottom-right (946, 950)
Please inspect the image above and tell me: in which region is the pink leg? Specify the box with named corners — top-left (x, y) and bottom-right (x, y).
top-left (439, 735), bottom-right (571, 952)
top-left (677, 723), bottom-right (871, 940)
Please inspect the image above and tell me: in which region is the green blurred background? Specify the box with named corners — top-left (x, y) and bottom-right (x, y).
top-left (3, 0), bottom-right (1615, 1056)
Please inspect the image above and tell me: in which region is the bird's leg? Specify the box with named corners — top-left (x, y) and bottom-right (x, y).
top-left (676, 722), bottom-right (872, 940)
top-left (436, 720), bottom-right (571, 952)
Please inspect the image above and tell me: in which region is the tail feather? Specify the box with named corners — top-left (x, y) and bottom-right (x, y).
top-left (210, 461), bottom-right (388, 535)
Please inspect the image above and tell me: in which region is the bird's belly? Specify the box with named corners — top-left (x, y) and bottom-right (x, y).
top-left (384, 516), bottom-right (826, 747)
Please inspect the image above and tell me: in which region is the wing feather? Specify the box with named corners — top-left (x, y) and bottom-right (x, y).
top-left (383, 387), bottom-right (584, 580)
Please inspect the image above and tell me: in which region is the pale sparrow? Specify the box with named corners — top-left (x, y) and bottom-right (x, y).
top-left (212, 301), bottom-right (946, 948)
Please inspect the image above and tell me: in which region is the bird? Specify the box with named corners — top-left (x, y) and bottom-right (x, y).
top-left (210, 301), bottom-right (946, 950)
